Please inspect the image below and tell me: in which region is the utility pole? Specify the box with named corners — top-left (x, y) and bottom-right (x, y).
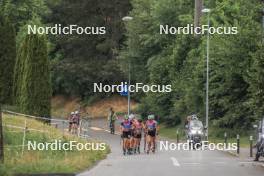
top-left (0, 104), bottom-right (4, 163)
top-left (128, 62), bottom-right (131, 116)
top-left (194, 0), bottom-right (203, 29)
top-left (122, 16), bottom-right (133, 116)
top-left (262, 0), bottom-right (264, 71)
top-left (202, 8), bottom-right (211, 140)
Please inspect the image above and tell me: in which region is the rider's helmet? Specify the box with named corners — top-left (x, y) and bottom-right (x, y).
top-left (148, 115), bottom-right (155, 120)
top-left (71, 112), bottom-right (74, 115)
top-left (129, 114), bottom-right (135, 120)
top-left (75, 111), bottom-right (79, 114)
top-left (191, 114), bottom-right (198, 120)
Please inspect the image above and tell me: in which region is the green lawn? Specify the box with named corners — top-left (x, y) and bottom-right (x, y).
top-left (0, 113), bottom-right (109, 176)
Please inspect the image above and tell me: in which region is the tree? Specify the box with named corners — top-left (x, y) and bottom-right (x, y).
top-left (120, 0), bottom-right (263, 131)
top-left (17, 34), bottom-right (52, 117)
top-left (0, 15), bottom-right (16, 104)
top-left (119, 0), bottom-right (195, 124)
top-left (47, 0), bottom-right (131, 99)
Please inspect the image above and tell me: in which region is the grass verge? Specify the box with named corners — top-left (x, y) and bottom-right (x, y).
top-left (0, 113), bottom-right (109, 176)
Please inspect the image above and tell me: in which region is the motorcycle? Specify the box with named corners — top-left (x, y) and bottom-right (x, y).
top-left (254, 118), bottom-right (264, 161)
top-left (186, 119), bottom-right (204, 149)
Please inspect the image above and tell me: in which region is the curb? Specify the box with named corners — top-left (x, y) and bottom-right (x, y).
top-left (225, 150), bottom-right (239, 157)
top-left (16, 174), bottom-right (75, 176)
top-left (221, 150), bottom-right (264, 168)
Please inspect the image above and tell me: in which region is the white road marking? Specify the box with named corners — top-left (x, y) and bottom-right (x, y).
top-left (183, 162), bottom-right (200, 165)
top-left (214, 162), bottom-right (226, 164)
top-left (170, 157), bottom-right (180, 167)
top-left (239, 162), bottom-right (255, 164)
top-left (90, 127), bottom-right (103, 131)
top-left (89, 126), bottom-right (121, 135)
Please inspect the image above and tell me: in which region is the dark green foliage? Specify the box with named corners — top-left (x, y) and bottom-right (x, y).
top-left (47, 0), bottom-right (131, 98)
top-left (17, 34), bottom-right (52, 117)
top-left (120, 0), bottom-right (263, 130)
top-left (0, 0), bottom-right (50, 32)
top-left (13, 35), bottom-right (29, 105)
top-left (0, 16), bottom-right (16, 104)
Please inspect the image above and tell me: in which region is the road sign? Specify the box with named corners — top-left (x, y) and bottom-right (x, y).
top-left (120, 85), bottom-right (128, 96)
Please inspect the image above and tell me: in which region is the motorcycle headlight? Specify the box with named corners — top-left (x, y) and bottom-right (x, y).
top-left (191, 129), bottom-right (203, 134)
top-left (198, 130), bottom-right (203, 134)
top-left (191, 130), bottom-right (196, 134)
top-left (262, 134), bottom-right (264, 138)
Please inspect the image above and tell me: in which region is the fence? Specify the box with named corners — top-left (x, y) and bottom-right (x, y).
top-left (1, 110), bottom-right (92, 159)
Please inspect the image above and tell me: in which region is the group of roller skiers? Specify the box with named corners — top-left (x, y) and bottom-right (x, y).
top-left (108, 108), bottom-right (159, 155)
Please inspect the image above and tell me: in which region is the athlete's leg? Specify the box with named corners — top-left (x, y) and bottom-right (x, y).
top-left (147, 135), bottom-right (151, 154)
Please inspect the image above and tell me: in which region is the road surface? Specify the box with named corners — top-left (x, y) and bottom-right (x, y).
top-left (77, 119), bottom-right (264, 176)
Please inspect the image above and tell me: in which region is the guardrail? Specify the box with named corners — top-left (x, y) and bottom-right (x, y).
top-left (1, 110), bottom-right (92, 160)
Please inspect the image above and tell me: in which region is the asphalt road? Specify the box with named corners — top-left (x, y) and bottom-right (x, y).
top-left (77, 119), bottom-right (264, 176)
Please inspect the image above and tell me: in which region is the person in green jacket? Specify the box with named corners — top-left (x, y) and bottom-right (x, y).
top-left (108, 107), bottom-right (117, 134)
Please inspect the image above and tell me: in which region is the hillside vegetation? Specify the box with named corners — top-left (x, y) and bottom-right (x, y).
top-left (0, 113), bottom-right (109, 176)
top-left (52, 95), bottom-right (138, 119)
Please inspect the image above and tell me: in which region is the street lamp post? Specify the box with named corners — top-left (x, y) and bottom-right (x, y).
top-left (202, 8), bottom-right (210, 140)
top-left (122, 16), bottom-right (133, 116)
top-left (262, 2), bottom-right (264, 42)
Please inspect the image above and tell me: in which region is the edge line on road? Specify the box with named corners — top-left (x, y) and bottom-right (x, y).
top-left (170, 157), bottom-right (180, 167)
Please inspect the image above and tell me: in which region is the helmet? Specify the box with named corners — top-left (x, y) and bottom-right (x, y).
top-left (71, 112), bottom-right (74, 115)
top-left (129, 114), bottom-right (135, 120)
top-left (148, 115), bottom-right (155, 120)
top-left (75, 111), bottom-right (79, 114)
top-left (191, 114), bottom-right (198, 120)
top-left (124, 115), bottom-right (129, 120)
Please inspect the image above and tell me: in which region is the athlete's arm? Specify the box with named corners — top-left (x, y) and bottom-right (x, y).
top-left (156, 121), bottom-right (159, 135)
top-left (120, 123), bottom-right (124, 133)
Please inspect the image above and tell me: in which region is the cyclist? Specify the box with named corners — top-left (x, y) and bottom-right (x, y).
top-left (145, 115), bottom-right (159, 154)
top-left (132, 118), bottom-right (143, 154)
top-left (108, 107), bottom-right (117, 134)
top-left (120, 115), bottom-right (133, 155)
